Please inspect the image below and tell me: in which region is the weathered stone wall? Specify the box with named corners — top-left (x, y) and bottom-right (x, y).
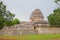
top-left (0, 26), bottom-right (60, 36)
top-left (0, 24), bottom-right (38, 36)
top-left (0, 23), bottom-right (60, 36)
top-left (35, 27), bottom-right (60, 34)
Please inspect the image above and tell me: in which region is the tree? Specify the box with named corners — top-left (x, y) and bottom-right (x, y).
top-left (5, 11), bottom-right (15, 26)
top-left (48, 8), bottom-right (60, 27)
top-left (55, 0), bottom-right (60, 6)
top-left (48, 0), bottom-right (60, 27)
top-left (55, 0), bottom-right (60, 3)
top-left (12, 18), bottom-right (20, 25)
top-left (0, 2), bottom-right (7, 29)
top-left (0, 1), bottom-right (20, 29)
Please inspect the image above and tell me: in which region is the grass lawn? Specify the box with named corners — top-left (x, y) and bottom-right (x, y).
top-left (0, 34), bottom-right (60, 40)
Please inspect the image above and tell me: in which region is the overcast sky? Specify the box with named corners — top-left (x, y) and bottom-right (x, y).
top-left (1, 0), bottom-right (57, 21)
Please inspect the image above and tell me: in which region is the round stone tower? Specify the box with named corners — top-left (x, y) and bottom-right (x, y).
top-left (30, 9), bottom-right (44, 22)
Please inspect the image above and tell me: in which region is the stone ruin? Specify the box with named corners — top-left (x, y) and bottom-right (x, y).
top-left (0, 9), bottom-right (60, 36)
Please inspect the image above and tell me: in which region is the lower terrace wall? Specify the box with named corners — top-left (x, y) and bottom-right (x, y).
top-left (35, 27), bottom-right (60, 34)
top-left (0, 25), bottom-right (38, 36)
top-left (0, 26), bottom-right (60, 36)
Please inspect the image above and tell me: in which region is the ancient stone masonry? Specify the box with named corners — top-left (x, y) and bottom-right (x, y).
top-left (30, 9), bottom-right (44, 22)
top-left (35, 27), bottom-right (60, 34)
top-left (0, 9), bottom-right (60, 36)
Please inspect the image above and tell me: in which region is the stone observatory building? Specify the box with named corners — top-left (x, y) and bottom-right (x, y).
top-left (0, 9), bottom-right (50, 36)
top-left (0, 9), bottom-right (60, 36)
top-left (30, 9), bottom-right (49, 27)
top-left (30, 9), bottom-right (44, 22)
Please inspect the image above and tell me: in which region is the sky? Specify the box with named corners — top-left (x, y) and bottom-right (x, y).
top-left (1, 0), bottom-right (57, 21)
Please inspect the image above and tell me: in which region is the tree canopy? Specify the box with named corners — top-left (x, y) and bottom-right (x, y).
top-left (55, 0), bottom-right (60, 6)
top-left (48, 0), bottom-right (60, 27)
top-left (48, 8), bottom-right (60, 27)
top-left (0, 1), bottom-right (20, 29)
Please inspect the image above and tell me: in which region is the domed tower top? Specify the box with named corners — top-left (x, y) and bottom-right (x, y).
top-left (30, 9), bottom-right (44, 22)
